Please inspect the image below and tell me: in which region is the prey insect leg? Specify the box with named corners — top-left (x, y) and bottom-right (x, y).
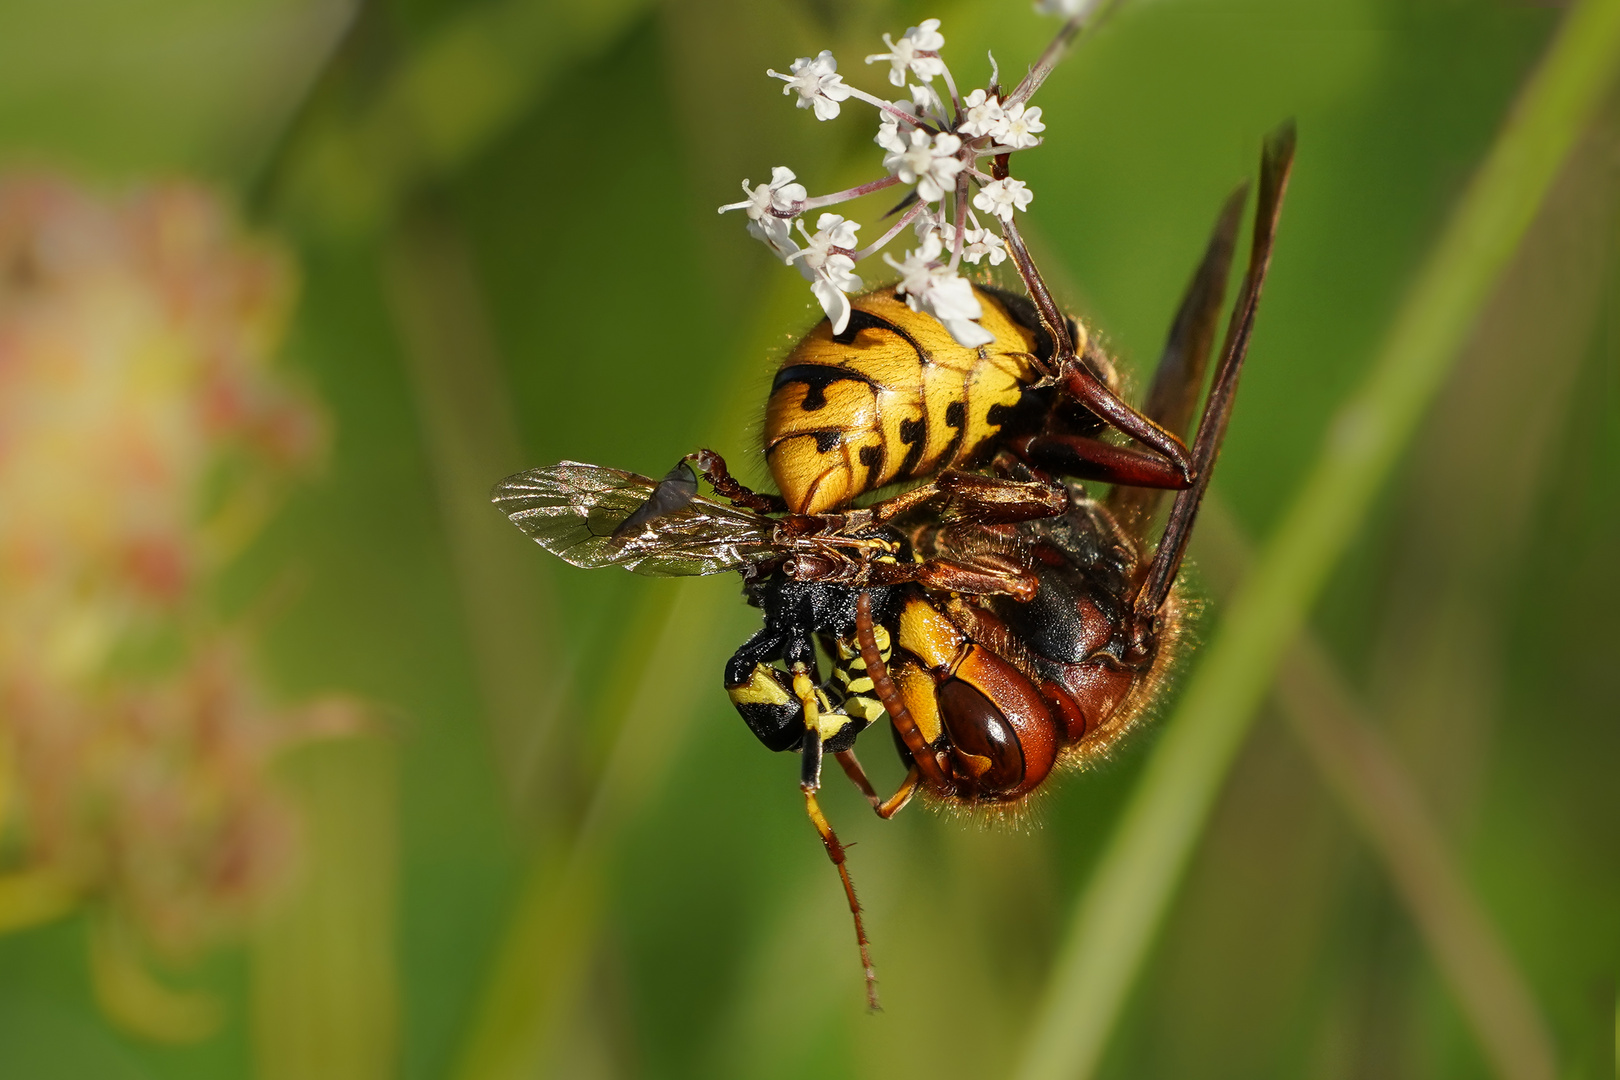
top-left (802, 786), bottom-right (880, 1011)
top-left (791, 662), bottom-right (825, 790)
top-left (688, 448), bottom-right (786, 513)
top-left (792, 659), bottom-right (881, 1010)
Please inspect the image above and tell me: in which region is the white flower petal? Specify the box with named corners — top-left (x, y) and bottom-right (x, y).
top-left (1002, 103), bottom-right (1046, 149)
top-left (911, 18), bottom-right (945, 52)
top-left (943, 316), bottom-right (996, 347)
top-left (884, 239), bottom-right (991, 346)
top-left (866, 19), bottom-right (948, 85)
top-left (746, 215), bottom-right (799, 260)
top-left (973, 177), bottom-right (1033, 221)
top-left (876, 120), bottom-right (908, 153)
top-left (959, 89), bottom-right (1006, 139)
top-left (769, 50), bottom-right (852, 121)
top-left (812, 276), bottom-right (854, 334)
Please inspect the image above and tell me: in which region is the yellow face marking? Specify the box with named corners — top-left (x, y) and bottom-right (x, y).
top-left (845, 695), bottom-right (886, 722)
top-left (817, 712), bottom-right (855, 743)
top-left (728, 664), bottom-right (793, 707)
top-left (896, 660), bottom-right (944, 745)
top-left (958, 752), bottom-right (994, 780)
top-left (897, 596), bottom-right (965, 673)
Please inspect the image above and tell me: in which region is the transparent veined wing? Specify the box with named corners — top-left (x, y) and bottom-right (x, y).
top-left (491, 461), bottom-right (784, 577)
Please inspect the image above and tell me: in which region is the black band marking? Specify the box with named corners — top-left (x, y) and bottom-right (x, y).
top-left (938, 398), bottom-right (968, 468)
top-left (830, 308), bottom-right (930, 367)
top-left (771, 364), bottom-right (874, 412)
top-left (858, 443), bottom-right (883, 488)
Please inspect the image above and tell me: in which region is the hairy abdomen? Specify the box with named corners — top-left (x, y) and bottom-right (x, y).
top-left (764, 287), bottom-right (1043, 514)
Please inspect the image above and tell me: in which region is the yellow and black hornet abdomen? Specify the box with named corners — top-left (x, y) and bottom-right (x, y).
top-left (765, 286), bottom-right (1080, 515)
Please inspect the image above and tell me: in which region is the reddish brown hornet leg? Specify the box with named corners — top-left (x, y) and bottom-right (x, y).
top-left (855, 592), bottom-right (951, 791)
top-left (803, 788), bottom-right (881, 1011)
top-left (1000, 214), bottom-right (1194, 482)
top-left (863, 552), bottom-right (1039, 600)
top-left (913, 558), bottom-right (1039, 602)
top-left (1006, 432), bottom-right (1193, 490)
top-left (861, 470), bottom-right (1065, 527)
top-left (934, 470), bottom-right (1067, 522)
top-left (836, 750), bottom-right (920, 819)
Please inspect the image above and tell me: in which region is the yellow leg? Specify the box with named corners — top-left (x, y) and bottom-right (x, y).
top-left (791, 662), bottom-right (881, 1007)
top-left (790, 664), bottom-right (821, 738)
top-left (804, 788), bottom-right (880, 1011)
top-left (790, 662), bottom-right (824, 791)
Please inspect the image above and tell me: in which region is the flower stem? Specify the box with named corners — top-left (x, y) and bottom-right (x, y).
top-left (938, 61), bottom-right (964, 120)
top-left (854, 201), bottom-right (926, 261)
top-left (801, 174), bottom-right (902, 212)
top-left (846, 87), bottom-right (939, 134)
top-left (949, 175), bottom-right (970, 271)
top-left (1012, 3), bottom-right (1620, 1078)
top-left (1009, 3), bottom-right (1117, 107)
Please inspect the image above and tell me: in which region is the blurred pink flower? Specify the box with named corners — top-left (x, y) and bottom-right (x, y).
top-left (0, 175), bottom-right (355, 963)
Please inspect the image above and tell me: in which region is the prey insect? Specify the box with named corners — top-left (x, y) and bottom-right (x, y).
top-left (493, 123), bottom-right (1294, 1009)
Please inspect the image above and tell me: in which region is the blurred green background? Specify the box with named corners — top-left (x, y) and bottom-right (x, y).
top-left (1, 0), bottom-right (1617, 1078)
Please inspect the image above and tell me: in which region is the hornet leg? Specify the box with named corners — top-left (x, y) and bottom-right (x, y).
top-left (836, 749), bottom-right (920, 819)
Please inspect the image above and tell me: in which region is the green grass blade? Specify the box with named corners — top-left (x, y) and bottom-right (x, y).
top-left (1014, 3), bottom-right (1620, 1078)
top-left (253, 738), bottom-right (399, 1080)
top-left (1198, 499), bottom-right (1559, 1080)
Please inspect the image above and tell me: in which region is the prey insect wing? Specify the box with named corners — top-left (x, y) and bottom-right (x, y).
top-left (491, 461), bottom-right (782, 577)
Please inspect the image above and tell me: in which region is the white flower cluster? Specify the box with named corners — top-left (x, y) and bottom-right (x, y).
top-left (720, 12), bottom-right (1077, 346)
